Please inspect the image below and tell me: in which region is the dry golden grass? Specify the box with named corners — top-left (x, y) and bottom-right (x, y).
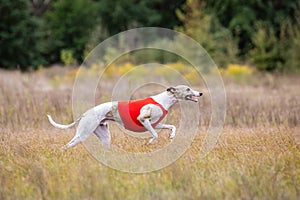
top-left (0, 67), bottom-right (299, 199)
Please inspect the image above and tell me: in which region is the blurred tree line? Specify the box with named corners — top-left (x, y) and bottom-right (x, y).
top-left (0, 0), bottom-right (300, 72)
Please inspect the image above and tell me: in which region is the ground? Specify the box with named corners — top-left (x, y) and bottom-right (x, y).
top-left (0, 67), bottom-right (299, 199)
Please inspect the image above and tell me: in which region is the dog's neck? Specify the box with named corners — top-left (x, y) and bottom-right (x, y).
top-left (151, 91), bottom-right (178, 110)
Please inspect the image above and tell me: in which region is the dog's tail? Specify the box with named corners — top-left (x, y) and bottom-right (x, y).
top-left (47, 115), bottom-right (81, 129)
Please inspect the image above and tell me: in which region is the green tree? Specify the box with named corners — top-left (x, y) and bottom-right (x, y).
top-left (248, 24), bottom-right (284, 71)
top-left (285, 6), bottom-right (300, 73)
top-left (176, 0), bottom-right (238, 68)
top-left (97, 0), bottom-right (185, 35)
top-left (206, 0), bottom-right (299, 56)
top-left (0, 0), bottom-right (44, 70)
top-left (43, 0), bottom-right (98, 63)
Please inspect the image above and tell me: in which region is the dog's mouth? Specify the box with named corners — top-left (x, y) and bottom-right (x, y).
top-left (185, 95), bottom-right (198, 102)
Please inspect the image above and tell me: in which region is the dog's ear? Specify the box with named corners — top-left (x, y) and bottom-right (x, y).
top-left (167, 87), bottom-right (176, 94)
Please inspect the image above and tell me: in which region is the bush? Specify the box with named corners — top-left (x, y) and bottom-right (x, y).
top-left (60, 49), bottom-right (76, 66)
top-left (220, 64), bottom-right (253, 82)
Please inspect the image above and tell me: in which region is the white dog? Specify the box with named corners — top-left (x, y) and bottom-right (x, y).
top-left (47, 85), bottom-right (202, 150)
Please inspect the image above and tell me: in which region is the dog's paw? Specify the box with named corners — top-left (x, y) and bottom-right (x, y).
top-left (147, 137), bottom-right (156, 144)
top-left (169, 133), bottom-right (175, 139)
top-left (169, 126), bottom-right (176, 139)
top-left (61, 145), bottom-right (67, 151)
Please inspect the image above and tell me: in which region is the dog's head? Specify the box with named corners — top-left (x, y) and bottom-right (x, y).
top-left (166, 85), bottom-right (203, 102)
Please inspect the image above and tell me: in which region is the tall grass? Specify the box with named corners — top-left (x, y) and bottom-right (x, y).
top-left (0, 68), bottom-right (299, 199)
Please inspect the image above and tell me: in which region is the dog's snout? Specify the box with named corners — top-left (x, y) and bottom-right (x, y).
top-left (199, 92), bottom-right (203, 96)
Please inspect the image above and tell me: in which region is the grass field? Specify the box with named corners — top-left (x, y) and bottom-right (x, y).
top-left (0, 67), bottom-right (299, 199)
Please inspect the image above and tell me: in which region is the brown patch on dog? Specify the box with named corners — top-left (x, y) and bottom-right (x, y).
top-left (137, 107), bottom-right (152, 122)
top-left (105, 104), bottom-right (118, 119)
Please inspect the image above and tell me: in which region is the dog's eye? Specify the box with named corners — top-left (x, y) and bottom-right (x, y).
top-left (186, 88), bottom-right (190, 92)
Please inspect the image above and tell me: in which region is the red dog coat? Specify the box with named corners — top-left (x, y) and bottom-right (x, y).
top-left (118, 98), bottom-right (168, 132)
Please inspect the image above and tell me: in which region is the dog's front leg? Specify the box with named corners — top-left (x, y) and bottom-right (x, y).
top-left (155, 123), bottom-right (176, 139)
top-left (141, 119), bottom-right (158, 144)
top-left (137, 107), bottom-right (158, 144)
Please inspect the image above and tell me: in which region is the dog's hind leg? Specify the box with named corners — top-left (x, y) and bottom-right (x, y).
top-left (94, 123), bottom-right (111, 149)
top-left (62, 125), bottom-right (99, 151)
top-left (62, 108), bottom-right (100, 150)
top-left (62, 135), bottom-right (81, 150)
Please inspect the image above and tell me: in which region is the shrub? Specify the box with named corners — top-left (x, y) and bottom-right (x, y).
top-left (60, 49), bottom-right (76, 66)
top-left (221, 64), bottom-right (253, 82)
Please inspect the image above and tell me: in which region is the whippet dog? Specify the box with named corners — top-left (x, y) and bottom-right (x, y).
top-left (47, 85), bottom-right (203, 150)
